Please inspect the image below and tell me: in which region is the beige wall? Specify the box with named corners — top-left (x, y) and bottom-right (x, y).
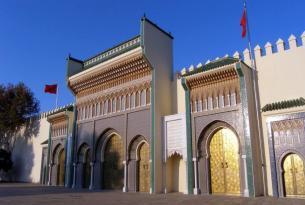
top-left (254, 35), bottom-right (305, 106)
top-left (11, 117), bottom-right (49, 183)
top-left (176, 78), bottom-right (186, 114)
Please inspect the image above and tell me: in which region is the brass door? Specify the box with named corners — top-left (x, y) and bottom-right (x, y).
top-left (83, 150), bottom-right (91, 188)
top-left (57, 149), bottom-right (65, 186)
top-left (103, 134), bottom-right (124, 189)
top-left (283, 154), bottom-right (305, 197)
top-left (138, 143), bottom-right (150, 192)
top-left (210, 128), bottom-right (240, 194)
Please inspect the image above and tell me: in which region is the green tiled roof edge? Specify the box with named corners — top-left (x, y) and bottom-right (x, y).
top-left (262, 97), bottom-right (305, 112)
top-left (180, 57), bottom-right (239, 77)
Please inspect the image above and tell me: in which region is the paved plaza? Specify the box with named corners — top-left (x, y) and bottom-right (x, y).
top-left (0, 183), bottom-right (304, 205)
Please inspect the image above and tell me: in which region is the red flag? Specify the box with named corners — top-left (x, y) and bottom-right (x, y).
top-left (44, 84), bottom-right (57, 94)
top-left (240, 9), bottom-right (247, 38)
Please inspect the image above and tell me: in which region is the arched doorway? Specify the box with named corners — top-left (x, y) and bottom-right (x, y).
top-left (57, 149), bottom-right (65, 186)
top-left (103, 134), bottom-right (124, 189)
top-left (283, 153), bottom-right (305, 197)
top-left (209, 128), bottom-right (240, 195)
top-left (138, 142), bottom-right (150, 192)
top-left (83, 149), bottom-right (91, 188)
top-left (166, 153), bottom-right (186, 193)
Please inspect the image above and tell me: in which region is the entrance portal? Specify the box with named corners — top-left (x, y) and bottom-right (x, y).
top-left (283, 154), bottom-right (305, 197)
top-left (209, 128), bottom-right (240, 195)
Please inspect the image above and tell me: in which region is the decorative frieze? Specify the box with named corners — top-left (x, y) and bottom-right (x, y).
top-left (188, 67), bottom-right (240, 113)
top-left (76, 85), bottom-right (151, 122)
top-left (271, 119), bottom-right (305, 146)
top-left (51, 121), bottom-right (68, 138)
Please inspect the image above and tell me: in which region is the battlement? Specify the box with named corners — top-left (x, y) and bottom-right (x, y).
top-left (180, 30), bottom-right (305, 75)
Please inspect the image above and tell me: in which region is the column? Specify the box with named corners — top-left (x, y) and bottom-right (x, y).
top-left (48, 162), bottom-right (53, 186)
top-left (193, 158), bottom-right (199, 195)
top-left (123, 160), bottom-right (128, 192)
top-left (89, 162), bottom-right (95, 190)
top-left (242, 154), bottom-right (249, 197)
top-left (72, 162), bottom-right (77, 188)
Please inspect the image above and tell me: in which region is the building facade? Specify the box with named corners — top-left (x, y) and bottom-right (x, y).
top-left (14, 18), bottom-right (305, 198)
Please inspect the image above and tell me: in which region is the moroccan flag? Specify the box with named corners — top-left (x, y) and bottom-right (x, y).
top-left (44, 84), bottom-right (57, 94)
top-left (240, 9), bottom-right (247, 38)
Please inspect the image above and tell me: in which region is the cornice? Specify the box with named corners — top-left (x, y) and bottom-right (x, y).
top-left (69, 47), bottom-right (142, 82)
top-left (186, 65), bottom-right (238, 89)
top-left (47, 111), bottom-right (68, 124)
top-left (68, 52), bottom-right (151, 95)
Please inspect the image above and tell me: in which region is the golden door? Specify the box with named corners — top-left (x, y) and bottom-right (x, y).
top-left (283, 154), bottom-right (305, 197)
top-left (103, 134), bottom-right (124, 189)
top-left (138, 143), bottom-right (150, 192)
top-left (210, 128), bottom-right (240, 194)
top-left (83, 151), bottom-right (91, 188)
top-left (57, 150), bottom-right (65, 186)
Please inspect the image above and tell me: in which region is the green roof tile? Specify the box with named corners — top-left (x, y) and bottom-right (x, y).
top-left (180, 57), bottom-right (239, 77)
top-left (262, 97), bottom-right (305, 112)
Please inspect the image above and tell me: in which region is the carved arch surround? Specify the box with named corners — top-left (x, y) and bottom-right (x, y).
top-left (95, 128), bottom-right (123, 162)
top-left (52, 143), bottom-right (64, 164)
top-left (128, 135), bottom-right (149, 161)
top-left (278, 150), bottom-right (305, 197)
top-left (197, 121), bottom-right (241, 158)
top-left (77, 143), bottom-right (90, 163)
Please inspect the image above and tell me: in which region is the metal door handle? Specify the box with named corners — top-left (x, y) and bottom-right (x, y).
top-left (225, 162), bottom-right (228, 168)
top-left (221, 162), bottom-right (224, 168)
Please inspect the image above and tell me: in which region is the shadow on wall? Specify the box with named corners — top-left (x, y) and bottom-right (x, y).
top-left (103, 150), bottom-right (124, 189)
top-left (9, 117), bottom-right (40, 182)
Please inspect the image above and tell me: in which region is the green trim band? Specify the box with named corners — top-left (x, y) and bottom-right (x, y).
top-left (181, 78), bottom-right (194, 194)
top-left (150, 78), bottom-right (155, 193)
top-left (236, 62), bottom-right (254, 196)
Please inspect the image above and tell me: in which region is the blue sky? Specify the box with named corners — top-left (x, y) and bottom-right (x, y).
top-left (1, 0), bottom-right (305, 112)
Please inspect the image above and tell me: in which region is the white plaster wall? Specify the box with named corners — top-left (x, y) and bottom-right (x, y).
top-left (11, 117), bottom-right (49, 183)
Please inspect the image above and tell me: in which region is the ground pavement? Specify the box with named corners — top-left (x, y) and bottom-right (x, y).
top-left (0, 183), bottom-right (304, 205)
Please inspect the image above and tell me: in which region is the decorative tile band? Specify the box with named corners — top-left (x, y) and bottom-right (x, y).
top-left (83, 36), bottom-right (141, 68)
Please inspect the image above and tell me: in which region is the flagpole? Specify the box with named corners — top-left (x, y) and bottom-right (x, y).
top-left (55, 85), bottom-right (59, 108)
top-left (243, 0), bottom-right (267, 195)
